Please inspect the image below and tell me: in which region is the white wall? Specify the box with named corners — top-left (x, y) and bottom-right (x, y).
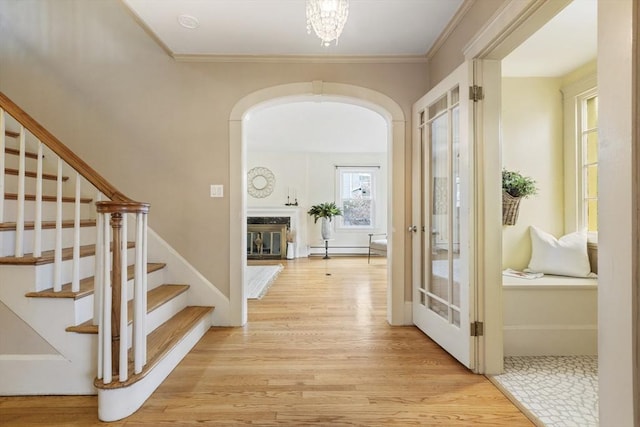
top-left (247, 151), bottom-right (387, 254)
top-left (501, 77), bottom-right (564, 270)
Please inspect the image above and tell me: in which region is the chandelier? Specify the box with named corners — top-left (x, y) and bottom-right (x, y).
top-left (306, 0), bottom-right (350, 47)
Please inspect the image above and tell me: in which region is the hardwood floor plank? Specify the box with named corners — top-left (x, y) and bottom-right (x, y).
top-left (0, 257), bottom-right (533, 426)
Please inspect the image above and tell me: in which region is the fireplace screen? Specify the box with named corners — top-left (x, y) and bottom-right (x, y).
top-left (247, 224), bottom-right (287, 259)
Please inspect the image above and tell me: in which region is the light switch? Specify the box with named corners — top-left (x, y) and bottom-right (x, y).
top-left (210, 184), bottom-right (224, 198)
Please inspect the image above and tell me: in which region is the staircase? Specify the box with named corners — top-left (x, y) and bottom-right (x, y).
top-left (0, 92), bottom-right (218, 422)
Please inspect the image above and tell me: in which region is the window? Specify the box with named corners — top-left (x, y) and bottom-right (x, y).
top-left (581, 94), bottom-right (598, 232)
top-left (561, 74), bottom-right (598, 235)
top-left (336, 167), bottom-right (377, 229)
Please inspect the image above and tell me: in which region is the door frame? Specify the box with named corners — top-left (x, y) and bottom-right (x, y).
top-left (456, 0), bottom-right (574, 375)
top-left (229, 81), bottom-right (406, 327)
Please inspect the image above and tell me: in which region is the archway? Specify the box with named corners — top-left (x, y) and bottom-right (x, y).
top-left (229, 81), bottom-right (406, 326)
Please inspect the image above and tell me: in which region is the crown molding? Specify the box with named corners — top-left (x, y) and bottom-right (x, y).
top-left (172, 54), bottom-right (428, 64)
top-left (426, 0), bottom-right (476, 60)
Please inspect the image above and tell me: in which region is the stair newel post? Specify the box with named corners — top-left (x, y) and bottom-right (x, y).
top-left (71, 172), bottom-right (81, 292)
top-left (53, 158), bottom-right (63, 292)
top-left (33, 141), bottom-right (43, 257)
top-left (0, 108), bottom-right (5, 223)
top-left (109, 211), bottom-right (123, 378)
top-left (14, 126), bottom-right (26, 257)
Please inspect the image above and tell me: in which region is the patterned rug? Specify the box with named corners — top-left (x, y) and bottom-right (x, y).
top-left (245, 264), bottom-right (284, 299)
top-left (489, 356), bottom-right (598, 427)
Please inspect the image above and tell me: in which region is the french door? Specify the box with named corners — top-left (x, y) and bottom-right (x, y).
top-left (412, 62), bottom-right (475, 369)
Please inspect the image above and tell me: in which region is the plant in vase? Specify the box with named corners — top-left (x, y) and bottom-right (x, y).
top-left (307, 202), bottom-right (343, 240)
top-left (502, 169), bottom-right (537, 226)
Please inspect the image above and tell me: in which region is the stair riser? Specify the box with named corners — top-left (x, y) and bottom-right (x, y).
top-left (2, 199), bottom-right (93, 222)
top-left (29, 246), bottom-right (137, 292)
top-left (73, 268), bottom-right (168, 325)
top-left (0, 226), bottom-right (97, 257)
top-left (3, 173), bottom-right (77, 198)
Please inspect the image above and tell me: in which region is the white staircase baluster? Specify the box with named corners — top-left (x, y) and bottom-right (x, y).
top-left (0, 108), bottom-right (5, 223)
top-left (14, 126), bottom-right (26, 257)
top-left (71, 172), bottom-right (81, 292)
top-left (53, 158), bottom-right (63, 292)
top-left (119, 214), bottom-right (128, 382)
top-left (94, 192), bottom-right (103, 326)
top-left (102, 214), bottom-right (112, 384)
top-left (33, 141), bottom-right (43, 257)
top-left (133, 213), bottom-right (144, 373)
top-left (142, 212), bottom-right (148, 363)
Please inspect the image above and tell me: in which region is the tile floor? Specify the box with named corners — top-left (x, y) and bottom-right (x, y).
top-left (489, 356), bottom-right (598, 427)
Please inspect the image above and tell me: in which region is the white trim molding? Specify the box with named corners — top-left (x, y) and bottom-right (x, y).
top-left (230, 81), bottom-right (406, 327)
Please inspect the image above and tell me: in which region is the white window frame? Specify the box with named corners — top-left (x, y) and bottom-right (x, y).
top-left (561, 74), bottom-right (597, 238)
top-left (335, 166), bottom-right (378, 230)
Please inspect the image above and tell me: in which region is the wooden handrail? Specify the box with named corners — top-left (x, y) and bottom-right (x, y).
top-left (96, 201), bottom-right (150, 215)
top-left (0, 91), bottom-right (131, 203)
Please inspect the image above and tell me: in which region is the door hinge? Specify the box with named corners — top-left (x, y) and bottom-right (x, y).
top-left (469, 85), bottom-right (484, 102)
top-left (470, 321), bottom-right (484, 337)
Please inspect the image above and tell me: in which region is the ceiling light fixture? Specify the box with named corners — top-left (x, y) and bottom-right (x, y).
top-left (306, 0), bottom-right (349, 47)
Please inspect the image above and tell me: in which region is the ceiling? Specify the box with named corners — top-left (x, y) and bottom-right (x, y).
top-left (245, 101), bottom-right (387, 153)
top-left (122, 0), bottom-right (597, 153)
top-left (502, 0), bottom-right (597, 77)
top-left (122, 0), bottom-right (464, 58)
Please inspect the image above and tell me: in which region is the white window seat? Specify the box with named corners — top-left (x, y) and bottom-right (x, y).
top-left (502, 274), bottom-right (597, 357)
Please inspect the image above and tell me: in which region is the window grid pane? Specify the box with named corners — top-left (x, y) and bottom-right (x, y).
top-left (582, 95), bottom-right (598, 232)
top-left (338, 169), bottom-right (376, 228)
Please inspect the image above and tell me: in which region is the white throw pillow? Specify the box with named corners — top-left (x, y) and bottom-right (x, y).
top-left (526, 226), bottom-right (594, 278)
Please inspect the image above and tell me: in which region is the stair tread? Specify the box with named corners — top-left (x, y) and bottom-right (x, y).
top-left (4, 192), bottom-right (93, 203)
top-left (94, 306), bottom-right (213, 389)
top-left (4, 147), bottom-right (39, 159)
top-left (26, 262), bottom-right (166, 300)
top-left (4, 167), bottom-right (69, 181)
top-left (0, 219), bottom-right (96, 231)
top-left (0, 241), bottom-right (135, 265)
top-left (66, 284), bottom-right (190, 334)
top-left (5, 130), bottom-right (20, 138)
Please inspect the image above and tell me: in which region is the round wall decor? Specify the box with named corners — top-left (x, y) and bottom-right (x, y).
top-left (247, 167), bottom-right (275, 198)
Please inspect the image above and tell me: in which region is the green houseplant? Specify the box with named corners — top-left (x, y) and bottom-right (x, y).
top-left (502, 169), bottom-right (537, 225)
top-left (308, 202), bottom-right (343, 240)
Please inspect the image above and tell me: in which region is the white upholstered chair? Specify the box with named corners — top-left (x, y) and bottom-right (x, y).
top-left (368, 233), bottom-right (387, 263)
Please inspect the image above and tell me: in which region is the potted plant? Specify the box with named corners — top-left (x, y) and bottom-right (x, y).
top-left (502, 169), bottom-right (537, 225)
top-left (307, 202), bottom-right (343, 240)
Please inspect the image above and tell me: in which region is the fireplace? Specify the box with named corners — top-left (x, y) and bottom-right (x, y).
top-left (246, 207), bottom-right (305, 258)
top-left (247, 217), bottom-right (289, 259)
top-left (247, 224), bottom-right (287, 258)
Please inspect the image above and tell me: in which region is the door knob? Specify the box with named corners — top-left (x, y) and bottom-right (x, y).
top-left (408, 225), bottom-right (417, 232)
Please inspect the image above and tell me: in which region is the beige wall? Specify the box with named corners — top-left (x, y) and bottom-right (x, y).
top-left (501, 77), bottom-right (564, 270)
top-left (428, 0), bottom-right (505, 87)
top-left (0, 0), bottom-right (428, 298)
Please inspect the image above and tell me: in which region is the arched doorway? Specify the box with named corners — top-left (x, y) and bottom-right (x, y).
top-left (229, 81), bottom-right (406, 326)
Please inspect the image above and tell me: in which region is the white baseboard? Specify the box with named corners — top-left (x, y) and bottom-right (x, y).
top-left (503, 326), bottom-right (597, 356)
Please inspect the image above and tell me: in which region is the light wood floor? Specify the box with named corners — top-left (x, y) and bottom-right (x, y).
top-left (0, 257), bottom-right (532, 426)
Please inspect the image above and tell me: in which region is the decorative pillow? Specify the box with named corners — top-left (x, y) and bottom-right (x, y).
top-left (525, 226), bottom-right (595, 278)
